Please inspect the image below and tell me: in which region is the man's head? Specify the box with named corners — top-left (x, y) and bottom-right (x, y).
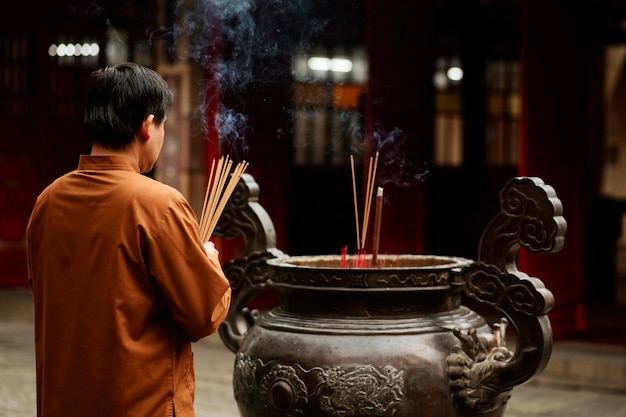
top-left (84, 62), bottom-right (173, 150)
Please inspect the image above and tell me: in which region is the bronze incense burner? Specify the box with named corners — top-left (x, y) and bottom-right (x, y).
top-left (214, 175), bottom-right (566, 417)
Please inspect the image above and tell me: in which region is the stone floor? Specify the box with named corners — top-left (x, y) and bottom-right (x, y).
top-left (2, 286), bottom-right (626, 417)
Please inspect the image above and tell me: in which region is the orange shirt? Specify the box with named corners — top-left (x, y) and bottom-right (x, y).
top-left (27, 155), bottom-right (231, 417)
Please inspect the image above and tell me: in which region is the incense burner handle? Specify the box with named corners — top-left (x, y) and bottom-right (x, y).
top-left (448, 177), bottom-right (566, 413)
top-left (212, 173), bottom-right (285, 353)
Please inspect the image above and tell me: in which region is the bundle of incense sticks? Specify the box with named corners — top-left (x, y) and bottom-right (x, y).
top-left (350, 152), bottom-right (381, 266)
top-left (199, 156), bottom-right (249, 242)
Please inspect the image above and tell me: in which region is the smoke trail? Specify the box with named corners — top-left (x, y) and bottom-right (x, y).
top-left (170, 0), bottom-right (327, 156)
top-left (370, 124), bottom-right (432, 189)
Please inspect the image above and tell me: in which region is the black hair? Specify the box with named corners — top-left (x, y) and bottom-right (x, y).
top-left (84, 62), bottom-right (174, 150)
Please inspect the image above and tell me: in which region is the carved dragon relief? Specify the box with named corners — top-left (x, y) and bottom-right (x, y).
top-left (447, 177), bottom-right (566, 413)
top-left (233, 353), bottom-right (404, 417)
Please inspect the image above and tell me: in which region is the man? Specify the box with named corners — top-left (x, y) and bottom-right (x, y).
top-left (26, 62), bottom-right (232, 417)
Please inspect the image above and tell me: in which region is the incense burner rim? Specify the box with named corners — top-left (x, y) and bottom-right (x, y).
top-left (265, 254), bottom-right (474, 291)
top-left (266, 253), bottom-right (474, 271)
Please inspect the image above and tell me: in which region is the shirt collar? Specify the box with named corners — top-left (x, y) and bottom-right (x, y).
top-left (78, 155), bottom-right (141, 174)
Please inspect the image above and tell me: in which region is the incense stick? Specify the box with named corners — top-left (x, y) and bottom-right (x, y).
top-left (360, 155), bottom-right (373, 250)
top-left (350, 155), bottom-right (361, 251)
top-left (199, 156), bottom-right (248, 242)
top-left (201, 156), bottom-right (226, 240)
top-left (200, 157), bottom-right (224, 241)
top-left (372, 186), bottom-right (383, 266)
top-left (199, 158), bottom-right (217, 239)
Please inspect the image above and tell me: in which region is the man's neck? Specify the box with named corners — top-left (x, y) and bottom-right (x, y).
top-left (90, 143), bottom-right (140, 167)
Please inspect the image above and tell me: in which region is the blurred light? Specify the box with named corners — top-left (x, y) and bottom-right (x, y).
top-left (331, 58), bottom-right (353, 72)
top-left (433, 70), bottom-right (448, 89)
top-left (307, 57), bottom-right (353, 73)
top-left (56, 44), bottom-right (67, 57)
top-left (447, 66), bottom-right (464, 81)
top-left (89, 43), bottom-right (100, 56)
top-left (308, 57), bottom-right (330, 71)
top-left (48, 42), bottom-right (100, 57)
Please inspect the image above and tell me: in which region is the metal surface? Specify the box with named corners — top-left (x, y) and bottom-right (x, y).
top-left (214, 175), bottom-right (566, 416)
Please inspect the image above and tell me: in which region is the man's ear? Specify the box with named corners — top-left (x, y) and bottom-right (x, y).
top-left (139, 114), bottom-right (155, 141)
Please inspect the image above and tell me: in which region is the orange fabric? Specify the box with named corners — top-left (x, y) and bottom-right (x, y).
top-left (26, 155), bottom-right (231, 417)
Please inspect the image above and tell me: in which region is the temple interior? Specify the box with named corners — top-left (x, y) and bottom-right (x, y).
top-left (1, 0), bottom-right (626, 344)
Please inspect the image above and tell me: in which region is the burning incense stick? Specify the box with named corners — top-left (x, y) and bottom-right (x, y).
top-left (372, 187), bottom-right (383, 266)
top-left (199, 156), bottom-right (249, 242)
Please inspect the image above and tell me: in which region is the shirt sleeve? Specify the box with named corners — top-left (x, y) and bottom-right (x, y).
top-left (148, 196), bottom-right (232, 342)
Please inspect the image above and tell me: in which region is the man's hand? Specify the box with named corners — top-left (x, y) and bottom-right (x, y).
top-left (203, 241), bottom-right (220, 257)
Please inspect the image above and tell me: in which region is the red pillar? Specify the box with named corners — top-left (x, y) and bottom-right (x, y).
top-left (519, 0), bottom-right (601, 338)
